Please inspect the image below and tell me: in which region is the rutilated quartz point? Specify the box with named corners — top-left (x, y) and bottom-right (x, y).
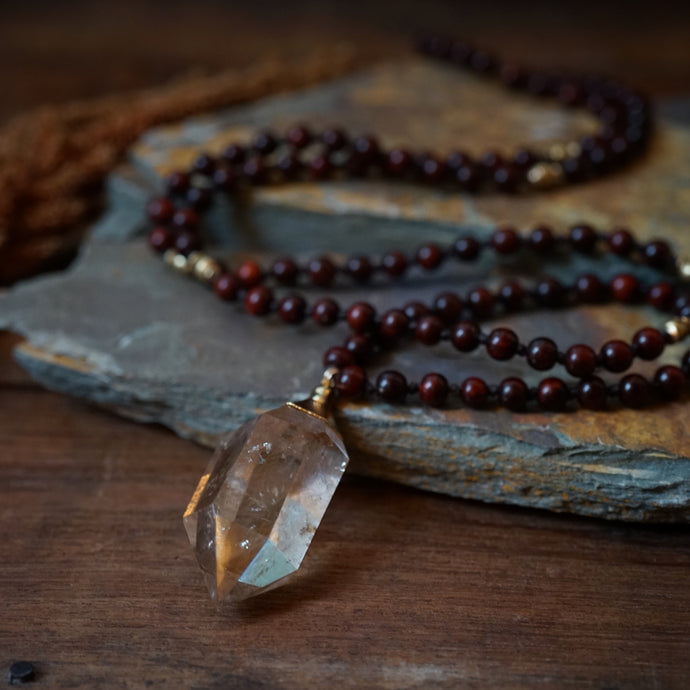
top-left (183, 369), bottom-right (349, 603)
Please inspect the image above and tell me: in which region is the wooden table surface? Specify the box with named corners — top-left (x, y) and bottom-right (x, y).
top-left (2, 2), bottom-right (690, 688)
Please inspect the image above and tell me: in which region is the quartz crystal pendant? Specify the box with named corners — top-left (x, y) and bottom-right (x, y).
top-left (183, 369), bottom-right (349, 603)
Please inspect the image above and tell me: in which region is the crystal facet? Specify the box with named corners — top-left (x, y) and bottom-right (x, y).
top-left (183, 402), bottom-right (349, 602)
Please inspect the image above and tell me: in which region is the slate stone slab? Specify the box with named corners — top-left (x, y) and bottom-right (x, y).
top-left (3, 59), bottom-right (690, 522)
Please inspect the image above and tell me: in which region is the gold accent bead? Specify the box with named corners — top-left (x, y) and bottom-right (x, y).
top-left (547, 141), bottom-right (581, 161)
top-left (192, 255), bottom-right (222, 284)
top-left (163, 249), bottom-right (191, 274)
top-left (677, 256), bottom-right (690, 281)
top-left (526, 162), bottom-right (565, 189)
top-left (664, 317), bottom-right (690, 343)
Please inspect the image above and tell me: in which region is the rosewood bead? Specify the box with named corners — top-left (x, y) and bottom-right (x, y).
top-left (419, 373), bottom-right (449, 407)
top-left (455, 162), bottom-right (481, 191)
top-left (146, 198), bottom-right (174, 224)
top-left (222, 143), bottom-right (246, 164)
top-left (381, 250), bottom-right (408, 277)
top-left (452, 321), bottom-right (481, 352)
top-left (453, 236), bottom-right (481, 261)
top-left (467, 287), bottom-right (494, 317)
top-left (376, 370), bottom-right (408, 403)
top-left (433, 292), bottom-right (464, 324)
top-left (213, 167), bottom-right (237, 191)
top-left (643, 240), bottom-right (671, 269)
top-left (287, 124), bottom-right (312, 149)
top-left (527, 337), bottom-right (558, 371)
top-left (192, 153), bottom-right (216, 175)
top-left (237, 259), bottom-right (264, 288)
top-left (174, 231), bottom-right (200, 255)
top-left (461, 377), bottom-right (490, 408)
top-left (499, 281), bottom-right (525, 311)
top-left (347, 302), bottom-right (376, 332)
top-left (492, 164), bottom-right (519, 192)
top-left (564, 344), bottom-right (597, 378)
top-left (632, 327), bottom-right (665, 360)
top-left (344, 333), bottom-right (373, 363)
top-left (308, 256), bottom-right (337, 287)
top-left (336, 365), bottom-right (366, 398)
top-left (647, 282), bottom-right (675, 311)
top-left (600, 339), bottom-right (634, 372)
top-left (323, 346), bottom-right (354, 369)
top-left (244, 286), bottom-right (273, 316)
top-left (172, 208), bottom-right (199, 231)
top-left (352, 135), bottom-right (380, 164)
top-left (491, 227), bottom-right (521, 254)
top-left (346, 255), bottom-right (373, 283)
top-left (608, 228), bottom-right (635, 255)
top-left (618, 374), bottom-right (651, 408)
top-left (271, 257), bottom-right (299, 285)
top-left (380, 309), bottom-right (409, 340)
top-left (277, 295), bottom-right (306, 324)
top-left (309, 155), bottom-right (332, 180)
top-left (252, 131), bottom-right (278, 155)
top-left (569, 224), bottom-right (598, 253)
top-left (577, 376), bottom-right (608, 410)
top-left (166, 171), bottom-right (190, 195)
top-left (576, 273), bottom-right (606, 303)
top-left (148, 226), bottom-right (172, 252)
top-left (277, 153), bottom-right (302, 178)
top-left (537, 377), bottom-right (569, 411)
top-left (321, 128), bottom-right (347, 151)
top-left (404, 301), bottom-right (428, 323)
top-left (486, 328), bottom-right (518, 360)
top-left (611, 274), bottom-right (639, 303)
top-left (416, 244), bottom-right (443, 270)
top-left (535, 278), bottom-right (566, 307)
top-left (654, 365), bottom-right (686, 401)
top-left (386, 149), bottom-right (413, 177)
top-left (499, 377), bottom-right (528, 411)
top-left (213, 272), bottom-right (240, 301)
top-left (312, 298), bottom-right (340, 326)
top-left (186, 186), bottom-right (212, 210)
top-left (529, 225), bottom-right (555, 253)
top-left (242, 157), bottom-right (266, 184)
top-left (415, 315), bottom-right (444, 345)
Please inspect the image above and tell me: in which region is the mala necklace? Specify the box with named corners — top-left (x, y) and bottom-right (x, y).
top-left (144, 36), bottom-right (688, 603)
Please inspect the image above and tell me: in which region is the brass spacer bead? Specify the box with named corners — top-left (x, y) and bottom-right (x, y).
top-left (189, 252), bottom-right (222, 284)
top-left (163, 249), bottom-right (192, 274)
top-left (526, 162), bottom-right (565, 189)
top-left (664, 317), bottom-right (690, 343)
top-left (676, 256), bottom-right (690, 281)
top-left (548, 141), bottom-right (581, 161)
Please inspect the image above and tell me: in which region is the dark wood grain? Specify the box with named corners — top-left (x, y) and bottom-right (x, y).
top-left (2, 1), bottom-right (690, 687)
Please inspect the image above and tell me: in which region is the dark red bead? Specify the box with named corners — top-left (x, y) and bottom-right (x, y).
top-left (308, 256), bottom-right (337, 287)
top-left (600, 340), bottom-right (634, 372)
top-left (486, 328), bottom-right (518, 360)
top-left (647, 282), bottom-right (675, 311)
top-left (569, 224), bottom-right (598, 253)
top-left (146, 198), bottom-right (174, 224)
top-left (618, 374), bottom-right (651, 408)
top-left (186, 186), bottom-right (212, 210)
top-left (499, 377), bottom-right (528, 411)
top-left (527, 337), bottom-right (558, 371)
top-left (148, 226), bottom-right (172, 252)
top-left (237, 259), bottom-right (264, 288)
top-left (419, 373), bottom-right (449, 407)
top-left (277, 153), bottom-right (302, 178)
top-left (321, 128), bottom-right (348, 151)
top-left (352, 135), bottom-right (380, 164)
top-left (347, 255), bottom-right (373, 282)
top-left (376, 370), bottom-right (408, 403)
top-left (323, 346), bottom-right (354, 369)
top-left (166, 171), bottom-right (190, 195)
top-left (213, 166), bottom-right (237, 191)
top-left (576, 273), bottom-right (606, 303)
top-left (242, 157), bottom-right (266, 184)
top-left (480, 151), bottom-right (504, 171)
top-left (244, 286), bottom-right (273, 316)
top-left (420, 155), bottom-right (446, 183)
top-left (632, 327), bottom-right (665, 360)
top-left (347, 302), bottom-right (376, 332)
top-left (611, 274), bottom-right (639, 303)
top-left (454, 162), bottom-right (481, 191)
top-left (654, 365), bottom-right (686, 401)
top-left (577, 376), bottom-right (608, 410)
top-left (404, 301), bottom-right (428, 323)
top-left (461, 377), bottom-right (490, 408)
top-left (491, 227), bottom-right (521, 255)
top-left (512, 148), bottom-right (538, 170)
top-left (344, 333), bottom-right (373, 363)
top-left (336, 365), bottom-right (366, 398)
top-left (467, 287), bottom-right (494, 317)
top-left (415, 315), bottom-right (444, 345)
top-left (271, 257), bottom-right (299, 285)
top-left (492, 164), bottom-right (519, 192)
top-left (416, 244), bottom-right (443, 270)
top-left (174, 231), bottom-right (200, 255)
top-left (382, 250), bottom-right (408, 277)
top-left (287, 124), bottom-right (312, 149)
top-left (380, 309), bottom-right (409, 340)
top-left (312, 298), bottom-right (340, 326)
top-left (529, 225), bottom-right (555, 253)
top-left (433, 292), bottom-right (464, 324)
top-left (537, 378), bottom-right (569, 411)
top-left (252, 131), bottom-right (278, 155)
top-left (446, 150), bottom-right (473, 171)
top-left (193, 153), bottom-right (216, 175)
top-left (453, 236), bottom-right (481, 260)
top-left (643, 239), bottom-right (671, 268)
top-left (213, 272), bottom-right (240, 301)
top-left (535, 278), bottom-right (567, 307)
top-left (500, 62), bottom-right (527, 89)
top-left (608, 228), bottom-right (635, 255)
top-left (565, 344), bottom-right (597, 378)
top-left (172, 208), bottom-right (199, 231)
top-left (386, 149), bottom-right (413, 177)
top-left (451, 321), bottom-right (480, 352)
top-left (309, 155), bottom-right (332, 180)
top-left (499, 281), bottom-right (525, 311)
top-left (222, 144), bottom-right (246, 164)
top-left (277, 294), bottom-right (306, 324)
